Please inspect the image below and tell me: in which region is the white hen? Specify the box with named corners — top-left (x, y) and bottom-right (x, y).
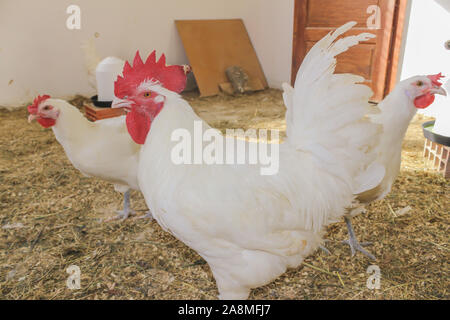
top-left (336, 73), bottom-right (447, 259)
top-left (27, 96), bottom-right (142, 220)
top-left (114, 22), bottom-right (385, 299)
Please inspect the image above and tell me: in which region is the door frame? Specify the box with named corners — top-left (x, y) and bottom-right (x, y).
top-left (291, 0), bottom-right (408, 101)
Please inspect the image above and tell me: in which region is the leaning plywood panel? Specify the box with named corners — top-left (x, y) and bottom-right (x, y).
top-left (176, 19), bottom-right (268, 97)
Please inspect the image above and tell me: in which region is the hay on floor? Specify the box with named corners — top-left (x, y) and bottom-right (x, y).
top-left (0, 90), bottom-right (448, 300)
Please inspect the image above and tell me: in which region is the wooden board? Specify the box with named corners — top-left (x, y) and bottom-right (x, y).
top-left (292, 0), bottom-right (407, 102)
top-left (84, 104), bottom-right (126, 122)
top-left (176, 19), bottom-right (268, 97)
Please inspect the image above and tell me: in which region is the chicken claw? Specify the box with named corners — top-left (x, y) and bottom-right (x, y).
top-left (342, 216), bottom-right (376, 260)
top-left (115, 208), bottom-right (136, 220)
top-left (134, 210), bottom-right (154, 221)
top-left (105, 190), bottom-right (136, 222)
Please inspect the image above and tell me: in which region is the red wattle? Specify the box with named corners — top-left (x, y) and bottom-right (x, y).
top-left (37, 118), bottom-right (56, 128)
top-left (126, 109), bottom-right (151, 145)
top-left (414, 93), bottom-right (435, 109)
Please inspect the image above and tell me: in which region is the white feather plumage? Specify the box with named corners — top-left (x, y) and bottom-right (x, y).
top-left (137, 22), bottom-right (384, 299)
top-left (354, 77), bottom-right (424, 205)
top-left (45, 99), bottom-right (141, 197)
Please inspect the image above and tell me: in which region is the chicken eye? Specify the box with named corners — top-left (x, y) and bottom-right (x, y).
top-left (43, 106), bottom-right (51, 110)
top-left (416, 81), bottom-right (424, 87)
top-left (144, 92), bottom-right (151, 98)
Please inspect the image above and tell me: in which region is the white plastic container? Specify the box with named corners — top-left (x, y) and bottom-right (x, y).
top-left (433, 80), bottom-right (450, 137)
top-left (96, 57), bottom-right (125, 102)
top-left (433, 106), bottom-right (450, 137)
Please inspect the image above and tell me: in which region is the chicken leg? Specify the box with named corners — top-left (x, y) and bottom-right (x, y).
top-left (342, 216), bottom-right (375, 260)
top-left (115, 190), bottom-right (136, 220)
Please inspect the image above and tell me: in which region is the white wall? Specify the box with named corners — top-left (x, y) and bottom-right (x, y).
top-left (243, 0), bottom-right (294, 89)
top-left (400, 0), bottom-right (450, 117)
top-left (0, 0), bottom-right (294, 107)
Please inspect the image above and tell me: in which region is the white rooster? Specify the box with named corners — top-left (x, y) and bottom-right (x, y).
top-left (327, 72), bottom-right (446, 259)
top-left (112, 22), bottom-right (385, 299)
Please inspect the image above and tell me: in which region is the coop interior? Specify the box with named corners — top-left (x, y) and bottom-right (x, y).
top-left (0, 0), bottom-right (448, 301)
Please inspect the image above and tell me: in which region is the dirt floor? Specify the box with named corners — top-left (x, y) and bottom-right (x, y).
top-left (0, 89), bottom-right (448, 300)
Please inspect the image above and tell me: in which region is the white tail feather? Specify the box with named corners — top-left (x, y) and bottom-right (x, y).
top-left (283, 21), bottom-right (382, 194)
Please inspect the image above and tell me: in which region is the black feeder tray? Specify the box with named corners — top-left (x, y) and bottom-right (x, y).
top-left (422, 120), bottom-right (450, 147)
top-left (91, 95), bottom-right (112, 108)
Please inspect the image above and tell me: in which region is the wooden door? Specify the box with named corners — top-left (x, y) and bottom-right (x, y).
top-left (292, 0), bottom-right (407, 102)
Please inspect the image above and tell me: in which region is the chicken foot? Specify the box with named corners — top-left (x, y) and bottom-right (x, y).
top-left (342, 216), bottom-right (376, 260)
top-left (134, 210), bottom-right (154, 220)
top-left (113, 190), bottom-right (136, 221)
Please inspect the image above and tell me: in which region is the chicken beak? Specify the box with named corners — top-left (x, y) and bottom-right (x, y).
top-left (111, 97), bottom-right (133, 110)
top-left (430, 87), bottom-right (447, 96)
top-left (28, 114), bottom-right (38, 123)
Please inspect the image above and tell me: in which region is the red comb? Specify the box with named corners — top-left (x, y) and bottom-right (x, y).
top-left (27, 95), bottom-right (50, 115)
top-left (428, 73), bottom-right (445, 87)
top-left (115, 51), bottom-right (188, 98)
